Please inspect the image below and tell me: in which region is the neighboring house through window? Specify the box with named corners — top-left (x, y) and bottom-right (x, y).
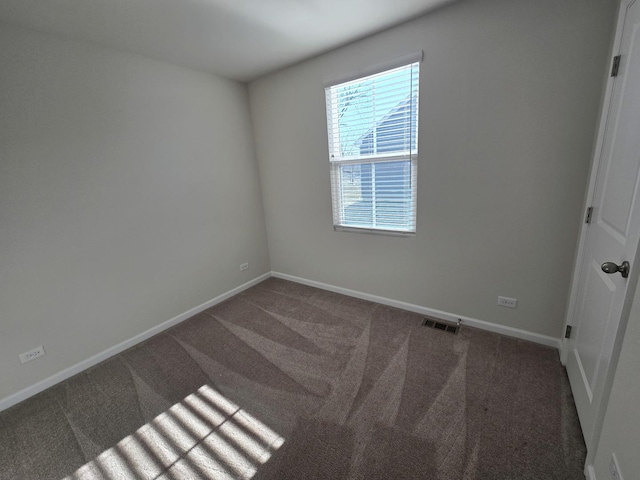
top-left (324, 53), bottom-right (421, 234)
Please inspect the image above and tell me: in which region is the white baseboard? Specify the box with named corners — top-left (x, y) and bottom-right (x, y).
top-left (0, 272), bottom-right (270, 413)
top-left (585, 464), bottom-right (597, 480)
top-left (0, 269), bottom-right (561, 413)
top-left (271, 272), bottom-right (562, 350)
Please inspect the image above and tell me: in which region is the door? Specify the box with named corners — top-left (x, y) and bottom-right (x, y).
top-left (565, 0), bottom-right (640, 447)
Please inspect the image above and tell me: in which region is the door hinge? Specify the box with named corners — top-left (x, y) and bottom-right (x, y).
top-left (611, 55), bottom-right (621, 77)
top-left (585, 206), bottom-right (594, 224)
top-left (565, 325), bottom-right (572, 339)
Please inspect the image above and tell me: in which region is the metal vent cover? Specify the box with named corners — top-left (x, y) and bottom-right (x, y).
top-left (422, 317), bottom-right (460, 334)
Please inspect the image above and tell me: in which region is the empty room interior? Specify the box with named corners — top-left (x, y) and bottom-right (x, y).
top-left (1, 0), bottom-right (639, 478)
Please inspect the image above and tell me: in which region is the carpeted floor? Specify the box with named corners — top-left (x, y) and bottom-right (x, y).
top-left (0, 278), bottom-right (586, 479)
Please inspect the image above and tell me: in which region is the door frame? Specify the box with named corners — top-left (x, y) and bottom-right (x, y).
top-left (561, 0), bottom-right (640, 466)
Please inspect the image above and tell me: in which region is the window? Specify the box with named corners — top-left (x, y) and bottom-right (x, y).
top-left (324, 54), bottom-right (420, 234)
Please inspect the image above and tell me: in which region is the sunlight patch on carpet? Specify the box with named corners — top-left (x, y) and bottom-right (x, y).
top-left (64, 385), bottom-right (284, 480)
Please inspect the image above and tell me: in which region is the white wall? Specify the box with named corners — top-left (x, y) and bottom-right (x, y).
top-left (249, 0), bottom-right (616, 338)
top-left (0, 24), bottom-right (270, 401)
top-left (592, 278), bottom-right (640, 479)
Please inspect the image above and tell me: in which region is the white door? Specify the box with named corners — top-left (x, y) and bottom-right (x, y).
top-left (565, 0), bottom-right (640, 447)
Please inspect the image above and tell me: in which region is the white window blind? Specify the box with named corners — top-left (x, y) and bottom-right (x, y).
top-left (325, 59), bottom-right (420, 234)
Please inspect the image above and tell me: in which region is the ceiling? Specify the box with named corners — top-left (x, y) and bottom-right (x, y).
top-left (0, 0), bottom-right (454, 81)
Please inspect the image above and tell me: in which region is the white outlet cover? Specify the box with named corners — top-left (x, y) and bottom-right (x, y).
top-left (19, 345), bottom-right (46, 364)
top-left (498, 296), bottom-right (518, 308)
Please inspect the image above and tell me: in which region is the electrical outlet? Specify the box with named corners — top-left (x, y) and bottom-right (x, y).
top-left (498, 296), bottom-right (517, 308)
top-left (240, 262), bottom-right (249, 271)
top-left (610, 453), bottom-right (624, 480)
top-left (19, 345), bottom-right (46, 364)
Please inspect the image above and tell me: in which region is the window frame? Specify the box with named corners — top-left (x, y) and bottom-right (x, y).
top-left (324, 53), bottom-right (421, 236)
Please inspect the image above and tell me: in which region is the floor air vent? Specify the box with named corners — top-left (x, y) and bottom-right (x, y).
top-left (422, 317), bottom-right (460, 334)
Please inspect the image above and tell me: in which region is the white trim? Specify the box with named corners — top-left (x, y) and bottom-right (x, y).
top-left (334, 226), bottom-right (416, 237)
top-left (323, 51), bottom-right (423, 87)
top-left (0, 272), bottom-right (270, 413)
top-left (0, 268), bottom-right (563, 413)
top-left (585, 464), bottom-right (597, 480)
top-left (272, 272), bottom-right (561, 349)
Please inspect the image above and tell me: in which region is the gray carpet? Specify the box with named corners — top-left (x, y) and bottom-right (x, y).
top-left (0, 278), bottom-right (586, 479)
